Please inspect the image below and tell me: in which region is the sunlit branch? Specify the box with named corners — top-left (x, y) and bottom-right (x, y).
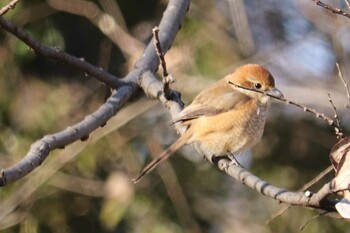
top-left (0, 0), bottom-right (20, 16)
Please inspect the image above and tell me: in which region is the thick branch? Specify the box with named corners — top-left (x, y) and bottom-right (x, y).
top-left (0, 0), bottom-right (190, 186)
top-left (140, 71), bottom-right (183, 123)
top-left (130, 0), bottom-right (189, 82)
top-left (0, 86), bottom-right (135, 185)
top-left (137, 0), bottom-right (189, 122)
top-left (217, 158), bottom-right (337, 212)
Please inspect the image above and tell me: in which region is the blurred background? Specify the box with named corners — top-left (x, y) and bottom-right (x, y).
top-left (0, 0), bottom-right (350, 232)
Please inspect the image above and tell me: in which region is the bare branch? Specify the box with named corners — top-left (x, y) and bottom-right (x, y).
top-left (0, 0), bottom-right (190, 186)
top-left (0, 17), bottom-right (123, 89)
top-left (0, 99), bottom-right (156, 223)
top-left (313, 0), bottom-right (350, 19)
top-left (140, 71), bottom-right (183, 122)
top-left (216, 158), bottom-right (337, 212)
top-left (137, 0), bottom-right (189, 122)
top-left (0, 0), bottom-right (20, 16)
top-left (0, 86), bottom-right (135, 186)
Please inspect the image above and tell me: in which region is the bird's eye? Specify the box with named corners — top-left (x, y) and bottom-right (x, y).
top-left (254, 83), bottom-right (262, 89)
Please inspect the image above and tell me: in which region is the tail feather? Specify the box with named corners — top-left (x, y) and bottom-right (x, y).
top-left (132, 138), bottom-right (186, 183)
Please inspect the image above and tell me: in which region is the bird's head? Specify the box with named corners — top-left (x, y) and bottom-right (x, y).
top-left (226, 64), bottom-right (283, 104)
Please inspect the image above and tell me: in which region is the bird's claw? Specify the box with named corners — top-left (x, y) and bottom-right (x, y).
top-left (228, 154), bottom-right (243, 167)
top-left (222, 154), bottom-right (242, 171)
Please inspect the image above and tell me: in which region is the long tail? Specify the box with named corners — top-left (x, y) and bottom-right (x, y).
top-left (132, 137), bottom-right (187, 183)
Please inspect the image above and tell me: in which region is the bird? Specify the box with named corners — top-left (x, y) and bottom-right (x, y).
top-left (133, 64), bottom-right (283, 183)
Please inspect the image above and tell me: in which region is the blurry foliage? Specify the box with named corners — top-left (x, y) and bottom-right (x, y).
top-left (117, 0), bottom-right (160, 27)
top-left (0, 0), bottom-right (350, 233)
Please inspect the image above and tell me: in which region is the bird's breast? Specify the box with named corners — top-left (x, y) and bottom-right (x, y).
top-left (189, 101), bottom-right (269, 157)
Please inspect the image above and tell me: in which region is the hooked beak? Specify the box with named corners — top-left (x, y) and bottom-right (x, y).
top-left (266, 87), bottom-right (284, 99)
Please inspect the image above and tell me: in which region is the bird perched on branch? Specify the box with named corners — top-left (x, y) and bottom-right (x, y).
top-left (133, 64), bottom-right (283, 183)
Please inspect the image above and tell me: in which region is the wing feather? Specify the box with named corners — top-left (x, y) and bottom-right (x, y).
top-left (172, 78), bottom-right (250, 124)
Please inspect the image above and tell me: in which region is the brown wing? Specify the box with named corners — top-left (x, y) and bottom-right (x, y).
top-left (172, 78), bottom-right (251, 124)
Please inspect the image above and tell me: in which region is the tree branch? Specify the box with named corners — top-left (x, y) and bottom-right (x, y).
top-left (0, 0), bottom-right (190, 186)
top-left (140, 71), bottom-right (184, 124)
top-left (0, 85), bottom-right (135, 185)
top-left (0, 0), bottom-right (20, 16)
top-left (0, 16), bottom-right (124, 89)
top-left (313, 0), bottom-right (350, 19)
top-left (216, 158), bottom-right (337, 213)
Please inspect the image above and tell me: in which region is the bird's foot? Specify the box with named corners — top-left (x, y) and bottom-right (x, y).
top-left (221, 154), bottom-right (242, 171)
top-left (212, 154), bottom-right (243, 171)
top-left (227, 153), bottom-right (243, 168)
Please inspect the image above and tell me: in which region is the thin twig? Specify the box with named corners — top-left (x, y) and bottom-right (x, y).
top-left (299, 166), bottom-right (334, 194)
top-left (266, 205), bottom-right (291, 225)
top-left (314, 0), bottom-right (350, 19)
top-left (153, 26), bottom-right (169, 77)
top-left (227, 81), bottom-right (342, 138)
top-left (328, 93), bottom-right (343, 139)
top-left (152, 26), bottom-right (174, 99)
top-left (267, 165), bottom-right (334, 224)
top-left (0, 0), bottom-right (20, 16)
top-left (336, 63), bottom-right (350, 108)
top-left (300, 213), bottom-right (324, 231)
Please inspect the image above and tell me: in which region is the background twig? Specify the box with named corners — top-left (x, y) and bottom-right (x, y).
top-left (0, 0), bottom-right (20, 16)
top-left (336, 63), bottom-right (350, 108)
top-left (314, 0), bottom-right (350, 19)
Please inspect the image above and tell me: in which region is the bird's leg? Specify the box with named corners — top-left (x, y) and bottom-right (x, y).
top-left (219, 152), bottom-right (243, 171)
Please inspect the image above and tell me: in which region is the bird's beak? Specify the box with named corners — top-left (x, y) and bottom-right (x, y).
top-left (266, 87), bottom-right (284, 98)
